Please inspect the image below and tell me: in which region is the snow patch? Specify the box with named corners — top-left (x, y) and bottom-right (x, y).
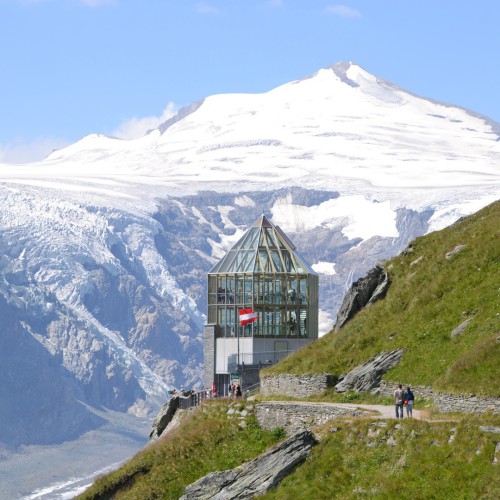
top-left (427, 193), bottom-right (500, 233)
top-left (312, 261), bottom-right (336, 275)
top-left (271, 195), bottom-right (398, 240)
top-left (191, 206), bottom-right (220, 233)
top-left (217, 205), bottom-right (238, 230)
top-left (234, 195), bottom-right (256, 207)
top-left (207, 228), bottom-right (246, 261)
top-left (318, 308), bottom-right (335, 337)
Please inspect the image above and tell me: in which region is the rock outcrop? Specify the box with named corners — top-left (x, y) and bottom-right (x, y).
top-left (148, 395), bottom-right (179, 441)
top-left (334, 265), bottom-right (390, 331)
top-left (450, 318), bottom-right (473, 338)
top-left (335, 349), bottom-right (404, 393)
top-left (445, 244), bottom-right (467, 259)
top-left (181, 430), bottom-right (316, 499)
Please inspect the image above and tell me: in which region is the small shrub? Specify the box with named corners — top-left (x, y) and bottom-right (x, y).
top-left (246, 414), bottom-right (261, 430)
top-left (339, 391), bottom-right (361, 403)
top-left (415, 397), bottom-right (432, 408)
top-left (271, 427), bottom-right (286, 441)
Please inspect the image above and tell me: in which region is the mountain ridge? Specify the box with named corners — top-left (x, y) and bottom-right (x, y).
top-left (0, 62), bottom-right (499, 454)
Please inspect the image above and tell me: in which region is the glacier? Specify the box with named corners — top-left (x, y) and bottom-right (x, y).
top-left (0, 60), bottom-right (499, 497)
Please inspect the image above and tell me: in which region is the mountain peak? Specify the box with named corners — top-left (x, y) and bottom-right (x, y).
top-left (300, 61), bottom-right (371, 88)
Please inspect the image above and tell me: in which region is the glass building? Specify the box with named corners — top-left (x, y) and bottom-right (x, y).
top-left (203, 214), bottom-right (318, 395)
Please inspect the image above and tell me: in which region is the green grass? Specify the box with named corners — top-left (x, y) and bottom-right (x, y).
top-left (264, 201), bottom-right (500, 396)
top-left (80, 406), bottom-right (500, 499)
top-left (76, 401), bottom-right (285, 500)
top-left (263, 414), bottom-right (500, 499)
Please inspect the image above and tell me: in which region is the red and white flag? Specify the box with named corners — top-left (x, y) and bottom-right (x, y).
top-left (239, 308), bottom-right (258, 326)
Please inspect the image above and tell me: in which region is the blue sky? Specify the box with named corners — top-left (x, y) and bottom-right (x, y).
top-left (1, 0), bottom-right (499, 162)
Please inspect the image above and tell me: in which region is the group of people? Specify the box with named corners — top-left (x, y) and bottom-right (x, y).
top-left (229, 382), bottom-right (242, 398)
top-left (393, 384), bottom-right (414, 418)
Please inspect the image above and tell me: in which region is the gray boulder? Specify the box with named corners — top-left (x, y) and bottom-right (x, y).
top-left (445, 244), bottom-right (467, 259)
top-left (335, 349), bottom-right (404, 393)
top-left (181, 430), bottom-right (316, 499)
top-left (450, 318), bottom-right (473, 338)
top-left (148, 395), bottom-right (179, 441)
top-left (334, 265), bottom-right (390, 331)
top-left (479, 426), bottom-right (500, 435)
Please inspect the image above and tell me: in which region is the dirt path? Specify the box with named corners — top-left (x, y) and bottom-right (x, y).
top-left (258, 400), bottom-right (425, 420)
top-left (341, 403), bottom-right (423, 420)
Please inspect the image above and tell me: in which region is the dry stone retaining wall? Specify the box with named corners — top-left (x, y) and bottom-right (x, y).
top-left (260, 375), bottom-right (500, 415)
top-left (260, 374), bottom-right (335, 398)
top-left (378, 381), bottom-right (434, 400)
top-left (434, 393), bottom-right (500, 414)
top-left (255, 401), bottom-right (365, 434)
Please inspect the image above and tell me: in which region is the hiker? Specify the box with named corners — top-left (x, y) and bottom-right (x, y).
top-left (394, 384), bottom-right (405, 419)
top-left (405, 386), bottom-right (415, 417)
top-left (235, 383), bottom-right (242, 398)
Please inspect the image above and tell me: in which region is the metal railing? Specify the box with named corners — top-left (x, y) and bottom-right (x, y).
top-left (177, 383), bottom-right (259, 409)
top-left (243, 382), bottom-right (261, 395)
top-left (227, 350), bottom-right (294, 373)
top-left (178, 390), bottom-right (212, 410)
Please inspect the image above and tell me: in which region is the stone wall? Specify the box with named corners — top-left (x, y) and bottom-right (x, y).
top-left (434, 393), bottom-right (500, 414)
top-left (260, 376), bottom-right (500, 415)
top-left (255, 401), bottom-right (365, 434)
top-left (260, 373), bottom-right (336, 398)
top-left (378, 381), bottom-right (434, 400)
top-left (378, 381), bottom-right (500, 414)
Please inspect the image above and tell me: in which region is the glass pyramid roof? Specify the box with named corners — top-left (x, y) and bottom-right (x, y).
top-left (209, 215), bottom-right (317, 275)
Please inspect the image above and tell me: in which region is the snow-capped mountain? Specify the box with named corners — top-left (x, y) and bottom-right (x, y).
top-left (1, 62), bottom-right (499, 448)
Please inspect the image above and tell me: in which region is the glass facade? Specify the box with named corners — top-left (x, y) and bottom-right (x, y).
top-left (208, 215), bottom-right (318, 340)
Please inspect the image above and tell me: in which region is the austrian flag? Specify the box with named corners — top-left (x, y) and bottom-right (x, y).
top-left (239, 308), bottom-right (258, 326)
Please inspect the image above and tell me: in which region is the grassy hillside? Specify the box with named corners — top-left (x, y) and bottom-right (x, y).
top-left (79, 202), bottom-right (499, 499)
top-left (79, 402), bottom-right (500, 499)
top-left (265, 200), bottom-right (500, 396)
top-left (263, 414), bottom-right (500, 499)
top-left (77, 401), bottom-right (284, 499)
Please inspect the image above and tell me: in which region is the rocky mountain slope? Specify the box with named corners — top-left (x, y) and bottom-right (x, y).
top-left (0, 62), bottom-right (499, 451)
